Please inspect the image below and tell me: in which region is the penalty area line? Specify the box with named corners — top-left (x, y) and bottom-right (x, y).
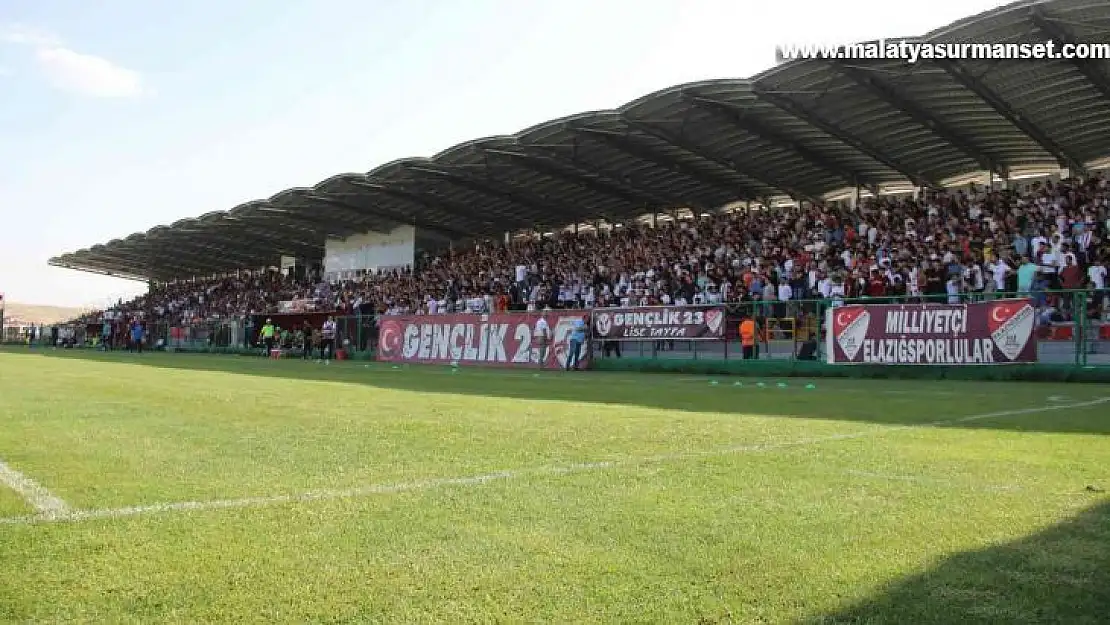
top-left (1, 397), bottom-right (1105, 527)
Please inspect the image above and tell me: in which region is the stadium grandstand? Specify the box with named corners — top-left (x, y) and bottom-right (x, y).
top-left (8, 2), bottom-right (1110, 622)
top-left (43, 0), bottom-right (1110, 363)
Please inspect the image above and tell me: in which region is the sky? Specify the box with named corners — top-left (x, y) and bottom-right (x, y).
top-left (0, 0), bottom-right (1013, 308)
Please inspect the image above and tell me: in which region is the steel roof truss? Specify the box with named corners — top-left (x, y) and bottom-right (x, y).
top-left (51, 256), bottom-right (149, 280)
top-left (833, 63), bottom-right (1002, 176)
top-left (574, 125), bottom-right (758, 201)
top-left (88, 249), bottom-right (217, 277)
top-left (344, 181), bottom-right (501, 228)
top-left (302, 191), bottom-right (410, 230)
top-left (401, 164), bottom-right (572, 228)
top-left (77, 256), bottom-right (154, 277)
top-left (48, 258), bottom-right (150, 282)
top-left (682, 94), bottom-right (879, 191)
top-left (631, 118), bottom-right (817, 202)
top-left (335, 185), bottom-right (488, 233)
top-left (139, 237), bottom-right (266, 266)
top-left (1030, 6), bottom-right (1110, 103)
top-left (279, 201), bottom-right (393, 235)
top-left (215, 219), bottom-right (322, 249)
top-left (310, 189), bottom-right (483, 240)
top-left (481, 147), bottom-right (658, 209)
top-left (257, 205), bottom-right (372, 235)
top-left (123, 249), bottom-right (230, 277)
top-left (193, 228), bottom-right (319, 257)
top-left (643, 117), bottom-right (816, 203)
top-left (555, 137), bottom-right (708, 207)
top-left (752, 85), bottom-right (938, 188)
top-left (934, 59), bottom-right (1080, 171)
top-left (238, 211), bottom-right (354, 239)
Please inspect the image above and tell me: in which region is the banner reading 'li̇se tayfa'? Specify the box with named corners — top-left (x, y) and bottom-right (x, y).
top-left (825, 299), bottom-right (1037, 365)
top-left (591, 306), bottom-right (726, 340)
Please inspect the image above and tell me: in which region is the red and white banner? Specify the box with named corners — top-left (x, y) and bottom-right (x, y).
top-left (278, 298), bottom-right (317, 313)
top-left (592, 305), bottom-right (725, 340)
top-left (376, 311), bottom-right (591, 368)
top-left (825, 298), bottom-right (1038, 365)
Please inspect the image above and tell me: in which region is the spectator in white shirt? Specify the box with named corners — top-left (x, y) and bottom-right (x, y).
top-left (777, 281), bottom-right (793, 302)
top-left (1089, 260), bottom-right (1107, 291)
top-left (946, 275), bottom-right (963, 304)
top-left (705, 284), bottom-right (722, 304)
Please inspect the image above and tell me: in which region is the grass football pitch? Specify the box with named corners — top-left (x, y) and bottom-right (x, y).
top-left (1, 349), bottom-right (1109, 624)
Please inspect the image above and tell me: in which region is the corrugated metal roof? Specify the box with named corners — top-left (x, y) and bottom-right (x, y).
top-left (51, 0), bottom-right (1110, 281)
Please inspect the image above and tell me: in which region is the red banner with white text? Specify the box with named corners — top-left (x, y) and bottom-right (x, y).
top-left (825, 298), bottom-right (1038, 365)
top-left (376, 312), bottom-right (591, 369)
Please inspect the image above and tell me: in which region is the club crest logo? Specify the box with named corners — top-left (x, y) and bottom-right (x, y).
top-left (832, 306), bottom-right (870, 361)
top-left (705, 309), bottom-right (723, 335)
top-left (987, 300), bottom-right (1035, 361)
top-left (594, 312), bottom-right (612, 337)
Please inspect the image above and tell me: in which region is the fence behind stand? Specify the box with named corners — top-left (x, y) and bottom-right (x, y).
top-left (594, 291), bottom-right (1108, 368)
top-left (151, 315), bottom-right (377, 354)
top-left (42, 289), bottom-right (1107, 376)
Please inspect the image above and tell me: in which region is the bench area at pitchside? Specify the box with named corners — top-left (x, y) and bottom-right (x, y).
top-left (2, 349), bottom-right (1110, 623)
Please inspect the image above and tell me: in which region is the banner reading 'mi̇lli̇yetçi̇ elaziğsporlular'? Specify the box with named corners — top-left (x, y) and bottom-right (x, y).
top-left (825, 299), bottom-right (1037, 365)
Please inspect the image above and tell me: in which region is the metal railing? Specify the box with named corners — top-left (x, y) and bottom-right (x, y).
top-left (593, 290), bottom-right (1108, 367)
top-left (9, 289), bottom-right (1108, 368)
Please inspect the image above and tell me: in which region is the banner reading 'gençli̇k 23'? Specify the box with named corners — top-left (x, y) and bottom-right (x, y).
top-left (591, 306), bottom-right (726, 340)
top-left (376, 312), bottom-right (590, 369)
top-left (825, 298), bottom-right (1037, 365)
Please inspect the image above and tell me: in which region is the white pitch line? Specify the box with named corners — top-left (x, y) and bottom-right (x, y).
top-left (1, 397), bottom-right (1106, 527)
top-left (0, 459), bottom-right (70, 518)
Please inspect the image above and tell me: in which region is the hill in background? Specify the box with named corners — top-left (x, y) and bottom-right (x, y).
top-left (2, 302), bottom-right (90, 325)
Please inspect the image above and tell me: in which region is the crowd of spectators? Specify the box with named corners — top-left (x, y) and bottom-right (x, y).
top-left (81, 176), bottom-right (1110, 329)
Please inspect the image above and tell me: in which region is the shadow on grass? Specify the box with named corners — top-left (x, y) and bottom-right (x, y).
top-left (12, 347), bottom-right (1110, 436)
top-left (803, 500), bottom-right (1110, 625)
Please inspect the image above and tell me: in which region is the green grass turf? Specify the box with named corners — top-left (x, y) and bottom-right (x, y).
top-left (1, 349), bottom-right (1109, 623)
top-left (0, 486), bottom-right (31, 517)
